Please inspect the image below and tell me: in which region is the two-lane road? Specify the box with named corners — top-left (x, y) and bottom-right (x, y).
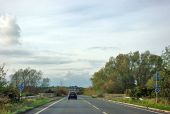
top-left (25, 96), bottom-right (163, 114)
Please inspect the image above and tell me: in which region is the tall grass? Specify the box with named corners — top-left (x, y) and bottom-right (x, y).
top-left (0, 97), bottom-right (56, 114)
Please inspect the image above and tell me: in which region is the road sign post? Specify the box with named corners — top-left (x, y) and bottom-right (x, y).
top-left (155, 72), bottom-right (160, 103)
top-left (18, 83), bottom-right (24, 101)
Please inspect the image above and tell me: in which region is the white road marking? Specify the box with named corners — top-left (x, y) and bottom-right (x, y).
top-left (84, 100), bottom-right (109, 114)
top-left (102, 111), bottom-right (108, 114)
top-left (92, 105), bottom-right (100, 110)
top-left (121, 104), bottom-right (164, 114)
top-left (105, 100), bottom-right (164, 114)
top-left (35, 97), bottom-right (65, 114)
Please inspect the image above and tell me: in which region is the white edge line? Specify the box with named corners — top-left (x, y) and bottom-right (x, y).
top-left (102, 111), bottom-right (108, 114)
top-left (92, 105), bottom-right (100, 110)
top-left (105, 99), bottom-right (165, 114)
top-left (35, 97), bottom-right (65, 114)
top-left (84, 100), bottom-right (99, 110)
top-left (84, 100), bottom-right (109, 114)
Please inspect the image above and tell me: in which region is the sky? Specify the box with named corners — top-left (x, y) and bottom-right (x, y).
top-left (0, 0), bottom-right (170, 87)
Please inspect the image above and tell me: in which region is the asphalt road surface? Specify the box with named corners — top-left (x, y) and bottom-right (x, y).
top-left (24, 96), bottom-right (163, 114)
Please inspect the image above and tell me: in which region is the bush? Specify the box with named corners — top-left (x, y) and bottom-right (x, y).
top-left (83, 87), bottom-right (96, 96)
top-left (45, 89), bottom-right (54, 93)
top-left (56, 88), bottom-right (68, 96)
top-left (2, 87), bottom-right (19, 102)
top-left (96, 91), bottom-right (104, 98)
top-left (126, 87), bottom-right (151, 99)
top-left (25, 93), bottom-right (36, 96)
top-left (97, 93), bottom-right (104, 98)
top-left (0, 96), bottom-right (10, 104)
top-left (0, 105), bottom-right (10, 114)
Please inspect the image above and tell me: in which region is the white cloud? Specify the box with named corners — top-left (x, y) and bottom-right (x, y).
top-left (0, 14), bottom-right (21, 45)
top-left (0, 0), bottom-right (170, 86)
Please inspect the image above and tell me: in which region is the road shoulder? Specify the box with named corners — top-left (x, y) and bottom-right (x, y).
top-left (100, 98), bottom-right (170, 114)
top-left (23, 97), bottom-right (65, 114)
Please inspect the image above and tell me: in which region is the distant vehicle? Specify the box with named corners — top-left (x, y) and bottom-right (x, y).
top-left (68, 91), bottom-right (77, 100)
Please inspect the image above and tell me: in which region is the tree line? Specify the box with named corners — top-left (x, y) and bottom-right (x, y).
top-left (91, 45), bottom-right (170, 102)
top-left (0, 67), bottom-right (50, 97)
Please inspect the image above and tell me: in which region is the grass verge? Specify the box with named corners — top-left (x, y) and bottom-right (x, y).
top-left (0, 97), bottom-right (61, 114)
top-left (110, 97), bottom-right (170, 111)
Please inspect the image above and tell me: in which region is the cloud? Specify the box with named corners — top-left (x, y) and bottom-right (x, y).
top-left (0, 49), bottom-right (33, 57)
top-left (51, 67), bottom-right (92, 71)
top-left (21, 57), bottom-right (73, 65)
top-left (0, 14), bottom-right (21, 45)
top-left (64, 4), bottom-right (92, 14)
top-left (1, 0), bottom-right (170, 87)
top-left (50, 71), bottom-right (92, 87)
top-left (88, 46), bottom-right (118, 51)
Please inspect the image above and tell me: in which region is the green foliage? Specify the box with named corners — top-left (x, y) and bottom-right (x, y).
top-left (97, 92), bottom-right (104, 98)
top-left (55, 87), bottom-right (68, 96)
top-left (160, 70), bottom-right (170, 102)
top-left (0, 64), bottom-right (7, 92)
top-left (91, 45), bottom-right (170, 103)
top-left (160, 46), bottom-right (170, 102)
top-left (91, 51), bottom-right (161, 94)
top-left (77, 87), bottom-right (84, 95)
top-left (2, 86), bottom-right (20, 102)
top-left (146, 78), bottom-right (154, 89)
top-left (0, 105), bottom-right (10, 114)
top-left (7, 97), bottom-right (53, 114)
top-left (10, 67), bottom-right (43, 94)
top-left (162, 45), bottom-right (170, 70)
top-left (83, 87), bottom-right (96, 96)
top-left (127, 87), bottom-right (149, 99)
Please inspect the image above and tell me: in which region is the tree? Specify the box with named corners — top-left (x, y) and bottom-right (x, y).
top-left (0, 64), bottom-right (7, 91)
top-left (91, 68), bottom-right (106, 92)
top-left (103, 79), bottom-right (114, 93)
top-left (161, 45), bottom-right (170, 102)
top-left (91, 51), bottom-right (163, 94)
top-left (115, 54), bottom-right (134, 90)
top-left (10, 68), bottom-right (42, 93)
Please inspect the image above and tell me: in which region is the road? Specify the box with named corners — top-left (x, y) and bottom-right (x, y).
top-left (25, 96), bottom-right (163, 114)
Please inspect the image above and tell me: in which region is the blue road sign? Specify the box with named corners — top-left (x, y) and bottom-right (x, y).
top-left (154, 72), bottom-right (161, 93)
top-left (155, 88), bottom-right (160, 93)
top-left (18, 83), bottom-right (24, 92)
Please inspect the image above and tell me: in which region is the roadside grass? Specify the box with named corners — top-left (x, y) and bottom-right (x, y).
top-left (0, 106), bottom-right (11, 114)
top-left (111, 97), bottom-right (170, 111)
top-left (0, 97), bottom-right (60, 114)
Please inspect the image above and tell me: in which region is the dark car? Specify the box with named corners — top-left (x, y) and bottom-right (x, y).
top-left (68, 91), bottom-right (77, 100)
